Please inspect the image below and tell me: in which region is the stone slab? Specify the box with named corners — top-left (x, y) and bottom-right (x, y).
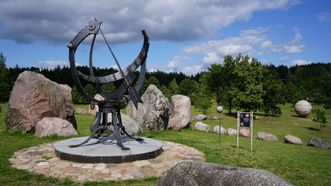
top-left (54, 137), bottom-right (163, 163)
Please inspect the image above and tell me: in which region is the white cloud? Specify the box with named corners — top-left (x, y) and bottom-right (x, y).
top-left (203, 53), bottom-right (222, 64)
top-left (109, 65), bottom-right (119, 70)
top-left (183, 34), bottom-right (258, 57)
top-left (166, 56), bottom-right (190, 72)
top-left (0, 0), bottom-right (298, 44)
top-left (260, 40), bottom-right (273, 49)
top-left (182, 64), bottom-right (205, 75)
top-left (282, 28), bottom-right (304, 54)
top-left (292, 59), bottom-right (310, 66)
top-left (284, 44), bottom-right (304, 54)
top-left (183, 25), bottom-right (305, 65)
top-left (37, 60), bottom-right (68, 69)
top-left (316, 11), bottom-right (330, 22)
top-left (183, 27), bottom-right (271, 61)
top-left (148, 67), bottom-right (158, 72)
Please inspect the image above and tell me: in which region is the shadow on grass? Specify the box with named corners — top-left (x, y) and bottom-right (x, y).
top-left (306, 127), bottom-right (320, 131)
top-left (224, 112), bottom-right (278, 118)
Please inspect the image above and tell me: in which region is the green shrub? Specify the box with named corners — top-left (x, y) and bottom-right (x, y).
top-left (312, 108), bottom-right (327, 128)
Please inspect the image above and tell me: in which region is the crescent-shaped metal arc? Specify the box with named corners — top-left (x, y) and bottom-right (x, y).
top-left (89, 33), bottom-right (97, 77)
top-left (68, 19), bottom-right (104, 103)
top-left (98, 60), bottom-right (146, 100)
top-left (77, 30), bottom-right (149, 84)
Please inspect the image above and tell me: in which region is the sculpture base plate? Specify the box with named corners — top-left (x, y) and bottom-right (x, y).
top-left (54, 136), bottom-right (163, 163)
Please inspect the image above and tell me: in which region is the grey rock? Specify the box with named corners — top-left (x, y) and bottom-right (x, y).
top-left (75, 108), bottom-right (88, 115)
top-left (127, 85), bottom-right (171, 131)
top-left (253, 115), bottom-right (260, 120)
top-left (240, 128), bottom-right (251, 138)
top-left (213, 125), bottom-right (226, 134)
top-left (257, 132), bottom-right (279, 142)
top-left (308, 137), bottom-right (330, 149)
top-left (106, 113), bottom-right (140, 135)
top-left (284, 135), bottom-right (302, 145)
top-left (194, 114), bottom-right (207, 120)
top-left (88, 106), bottom-right (97, 116)
top-left (88, 94), bottom-right (103, 115)
top-left (158, 161), bottom-right (292, 186)
top-left (35, 117), bottom-right (78, 137)
top-left (168, 95), bottom-right (191, 130)
top-left (194, 122), bottom-right (209, 132)
top-left (294, 100), bottom-right (312, 117)
top-left (216, 106), bottom-right (223, 113)
top-left (5, 71), bottom-right (76, 133)
top-left (227, 128), bottom-right (238, 136)
top-left (211, 116), bottom-right (219, 120)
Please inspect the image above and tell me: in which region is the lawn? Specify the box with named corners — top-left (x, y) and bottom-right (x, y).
top-left (0, 102), bottom-right (331, 185)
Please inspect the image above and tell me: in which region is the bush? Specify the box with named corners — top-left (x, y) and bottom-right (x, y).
top-left (312, 108), bottom-right (327, 128)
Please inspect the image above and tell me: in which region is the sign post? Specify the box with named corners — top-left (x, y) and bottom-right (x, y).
top-left (237, 112), bottom-right (239, 149)
top-left (237, 111), bottom-right (254, 152)
top-left (216, 106), bottom-right (223, 150)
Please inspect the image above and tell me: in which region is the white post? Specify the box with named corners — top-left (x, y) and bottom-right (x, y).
top-left (251, 111), bottom-right (253, 152)
top-left (216, 106), bottom-right (223, 151)
top-left (237, 111), bottom-right (239, 149)
top-left (218, 113), bottom-right (221, 150)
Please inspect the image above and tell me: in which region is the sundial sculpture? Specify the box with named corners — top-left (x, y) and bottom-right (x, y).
top-left (68, 18), bottom-right (149, 150)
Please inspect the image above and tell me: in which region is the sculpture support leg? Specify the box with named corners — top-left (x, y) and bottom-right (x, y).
top-left (70, 106), bottom-right (143, 149)
top-left (90, 112), bottom-right (101, 133)
top-left (112, 110), bottom-right (129, 150)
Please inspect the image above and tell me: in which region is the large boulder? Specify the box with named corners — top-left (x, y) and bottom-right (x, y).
top-left (257, 132), bottom-right (279, 142)
top-left (227, 128), bottom-right (238, 136)
top-left (35, 117), bottom-right (78, 137)
top-left (158, 161), bottom-right (292, 186)
top-left (75, 108), bottom-right (88, 115)
top-left (294, 100), bottom-right (312, 117)
top-left (168, 95), bottom-right (191, 130)
top-left (194, 114), bottom-right (207, 120)
top-left (5, 71), bottom-right (76, 133)
top-left (127, 85), bottom-right (171, 131)
top-left (240, 128), bottom-right (251, 138)
top-left (284, 135), bottom-right (302, 145)
top-left (213, 125), bottom-right (226, 134)
top-left (308, 137), bottom-right (330, 149)
top-left (194, 122), bottom-right (210, 132)
top-left (88, 94), bottom-right (104, 115)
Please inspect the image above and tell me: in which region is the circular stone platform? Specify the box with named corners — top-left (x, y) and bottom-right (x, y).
top-left (54, 137), bottom-right (163, 163)
top-left (10, 140), bottom-right (205, 182)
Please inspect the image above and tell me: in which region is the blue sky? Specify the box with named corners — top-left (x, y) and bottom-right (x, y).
top-left (0, 0), bottom-right (330, 75)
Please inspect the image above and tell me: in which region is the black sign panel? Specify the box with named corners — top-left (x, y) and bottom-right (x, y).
top-left (240, 113), bottom-right (251, 127)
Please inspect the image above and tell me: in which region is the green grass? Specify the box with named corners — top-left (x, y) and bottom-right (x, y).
top-left (1, 102), bottom-right (331, 185)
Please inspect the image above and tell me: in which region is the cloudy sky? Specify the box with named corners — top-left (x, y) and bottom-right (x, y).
top-left (0, 0), bottom-right (330, 74)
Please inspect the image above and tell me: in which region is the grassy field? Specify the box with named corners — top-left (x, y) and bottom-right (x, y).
top-left (0, 102), bottom-right (331, 185)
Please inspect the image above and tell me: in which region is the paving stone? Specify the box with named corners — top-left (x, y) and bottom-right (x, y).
top-left (36, 161), bottom-right (49, 166)
top-left (9, 140), bottom-right (205, 182)
top-left (132, 160), bottom-right (151, 167)
top-left (81, 163), bottom-right (94, 169)
top-left (95, 163), bottom-right (107, 170)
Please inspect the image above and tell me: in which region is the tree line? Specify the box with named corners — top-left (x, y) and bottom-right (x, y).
top-left (1, 52), bottom-right (330, 115)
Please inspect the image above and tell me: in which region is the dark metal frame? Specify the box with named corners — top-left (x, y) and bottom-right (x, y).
top-left (67, 19), bottom-right (149, 150)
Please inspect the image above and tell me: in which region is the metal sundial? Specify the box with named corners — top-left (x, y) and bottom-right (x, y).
top-left (68, 18), bottom-right (149, 150)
